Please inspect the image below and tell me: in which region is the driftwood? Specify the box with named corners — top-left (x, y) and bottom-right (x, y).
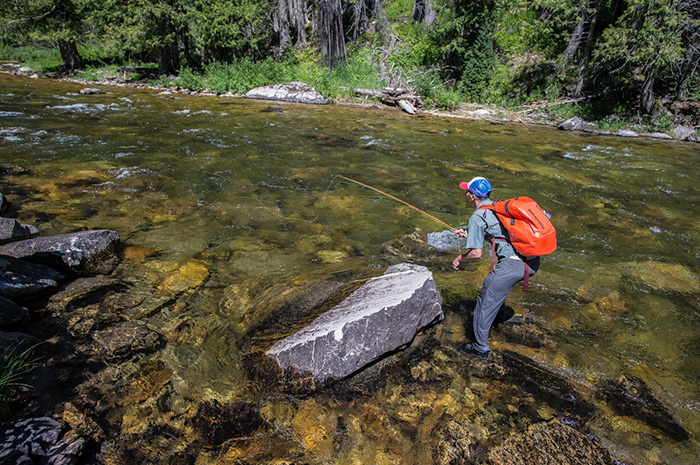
top-left (353, 87), bottom-right (422, 114)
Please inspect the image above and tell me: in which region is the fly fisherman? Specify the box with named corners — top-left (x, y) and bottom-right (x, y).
top-left (452, 176), bottom-right (539, 360)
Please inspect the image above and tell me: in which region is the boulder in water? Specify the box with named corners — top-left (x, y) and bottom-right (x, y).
top-left (266, 263), bottom-right (444, 381)
top-left (0, 229), bottom-right (120, 275)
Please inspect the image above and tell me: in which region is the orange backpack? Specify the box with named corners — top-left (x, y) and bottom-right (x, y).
top-left (478, 197), bottom-right (556, 291)
top-left (478, 196), bottom-right (557, 258)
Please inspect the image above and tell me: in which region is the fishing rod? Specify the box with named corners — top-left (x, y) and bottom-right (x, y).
top-left (339, 175), bottom-right (456, 231)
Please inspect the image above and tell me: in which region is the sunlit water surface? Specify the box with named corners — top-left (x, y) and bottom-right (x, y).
top-left (1, 73), bottom-right (699, 464)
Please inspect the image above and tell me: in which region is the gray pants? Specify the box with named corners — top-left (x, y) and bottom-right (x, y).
top-left (472, 257), bottom-right (538, 352)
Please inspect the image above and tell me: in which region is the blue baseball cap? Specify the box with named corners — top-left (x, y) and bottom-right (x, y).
top-left (459, 176), bottom-right (492, 198)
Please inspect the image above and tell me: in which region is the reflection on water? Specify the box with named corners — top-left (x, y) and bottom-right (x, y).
top-left (1, 73), bottom-right (699, 464)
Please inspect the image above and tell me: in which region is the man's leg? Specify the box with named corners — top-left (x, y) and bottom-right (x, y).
top-left (472, 259), bottom-right (530, 352)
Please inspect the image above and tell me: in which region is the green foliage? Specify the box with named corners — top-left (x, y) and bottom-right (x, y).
top-left (175, 67), bottom-right (204, 91)
top-left (430, 0), bottom-right (497, 96)
top-left (389, 22), bottom-right (437, 70)
top-left (0, 345), bottom-right (39, 419)
top-left (385, 0), bottom-right (414, 21)
top-left (0, 44), bottom-right (62, 70)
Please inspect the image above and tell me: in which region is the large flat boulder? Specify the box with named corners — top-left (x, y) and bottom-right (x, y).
top-left (244, 82), bottom-right (329, 105)
top-left (266, 263), bottom-right (443, 381)
top-left (0, 229), bottom-right (120, 275)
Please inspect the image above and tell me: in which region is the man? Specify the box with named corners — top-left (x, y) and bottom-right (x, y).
top-left (452, 176), bottom-right (539, 360)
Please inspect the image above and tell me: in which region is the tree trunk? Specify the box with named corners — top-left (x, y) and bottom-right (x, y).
top-left (292, 0), bottom-right (307, 47)
top-left (574, 0), bottom-right (600, 96)
top-left (58, 39), bottom-right (84, 71)
top-left (563, 0), bottom-right (587, 64)
top-left (640, 66), bottom-right (657, 114)
top-left (319, 0), bottom-right (347, 69)
top-left (156, 43), bottom-right (179, 76)
top-left (412, 0), bottom-right (435, 25)
top-left (278, 0), bottom-right (292, 54)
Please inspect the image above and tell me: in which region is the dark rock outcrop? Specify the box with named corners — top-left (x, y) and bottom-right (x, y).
top-left (0, 255), bottom-right (64, 300)
top-left (0, 295), bottom-right (30, 330)
top-left (0, 217), bottom-right (40, 245)
top-left (0, 229), bottom-right (120, 275)
top-left (266, 263), bottom-right (443, 381)
top-left (244, 82), bottom-right (329, 105)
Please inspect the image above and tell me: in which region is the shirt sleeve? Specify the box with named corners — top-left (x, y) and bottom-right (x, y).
top-left (465, 211), bottom-right (487, 250)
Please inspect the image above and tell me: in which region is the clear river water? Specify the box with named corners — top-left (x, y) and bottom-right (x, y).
top-left (1, 73), bottom-right (699, 464)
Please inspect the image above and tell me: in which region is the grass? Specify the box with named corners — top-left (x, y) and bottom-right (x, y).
top-left (0, 44), bottom-right (63, 70)
top-left (0, 344), bottom-right (40, 419)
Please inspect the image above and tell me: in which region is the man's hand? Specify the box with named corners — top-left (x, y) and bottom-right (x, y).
top-left (454, 228), bottom-right (468, 238)
top-left (452, 255), bottom-right (462, 270)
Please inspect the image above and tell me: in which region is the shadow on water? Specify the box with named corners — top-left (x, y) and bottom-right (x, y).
top-left (1, 73), bottom-right (699, 464)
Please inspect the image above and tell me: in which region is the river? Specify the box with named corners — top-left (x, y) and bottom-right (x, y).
top-left (1, 73), bottom-right (699, 464)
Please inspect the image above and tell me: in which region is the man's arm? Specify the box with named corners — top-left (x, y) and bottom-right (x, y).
top-left (452, 248), bottom-right (482, 270)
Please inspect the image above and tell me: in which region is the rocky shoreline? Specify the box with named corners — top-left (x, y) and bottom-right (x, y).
top-left (2, 61), bottom-right (698, 144)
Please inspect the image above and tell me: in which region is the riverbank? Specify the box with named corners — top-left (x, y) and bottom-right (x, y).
top-left (3, 61), bottom-right (698, 144)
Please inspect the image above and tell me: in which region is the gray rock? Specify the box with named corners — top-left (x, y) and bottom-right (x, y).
top-left (647, 132), bottom-right (673, 140)
top-left (558, 117), bottom-right (589, 132)
top-left (617, 129), bottom-right (639, 137)
top-left (0, 255), bottom-right (64, 300)
top-left (79, 87), bottom-right (105, 95)
top-left (266, 263), bottom-right (443, 381)
top-left (673, 125), bottom-right (696, 141)
top-left (427, 228), bottom-right (468, 251)
top-left (0, 218), bottom-right (40, 245)
top-left (0, 295), bottom-right (30, 330)
top-left (0, 417), bottom-right (83, 465)
top-left (0, 229), bottom-right (120, 275)
top-left (245, 81), bottom-right (329, 105)
top-left (92, 320), bottom-right (164, 361)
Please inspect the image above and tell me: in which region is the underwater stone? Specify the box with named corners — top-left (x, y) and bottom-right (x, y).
top-left (266, 263), bottom-right (443, 381)
top-left (0, 229), bottom-right (120, 275)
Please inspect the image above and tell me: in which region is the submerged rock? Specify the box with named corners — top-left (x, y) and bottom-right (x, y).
top-left (0, 217), bottom-right (40, 245)
top-left (92, 320), bottom-right (163, 361)
top-left (244, 81), bottom-right (329, 105)
top-left (481, 419), bottom-right (615, 464)
top-left (190, 399), bottom-right (266, 446)
top-left (596, 374), bottom-right (690, 441)
top-left (0, 229), bottom-right (120, 275)
top-left (266, 263), bottom-right (444, 381)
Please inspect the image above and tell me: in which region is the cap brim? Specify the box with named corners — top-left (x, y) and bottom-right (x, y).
top-left (459, 182), bottom-right (469, 190)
